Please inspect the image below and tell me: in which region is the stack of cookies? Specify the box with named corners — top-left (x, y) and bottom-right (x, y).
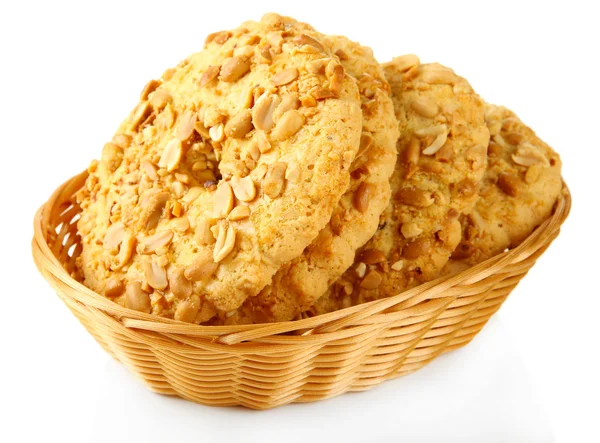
top-left (75, 13), bottom-right (563, 325)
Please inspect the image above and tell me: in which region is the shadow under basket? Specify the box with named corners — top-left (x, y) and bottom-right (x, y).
top-left (32, 171), bottom-right (571, 410)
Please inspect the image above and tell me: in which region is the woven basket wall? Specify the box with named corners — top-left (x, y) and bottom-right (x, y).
top-left (32, 171), bottom-right (571, 409)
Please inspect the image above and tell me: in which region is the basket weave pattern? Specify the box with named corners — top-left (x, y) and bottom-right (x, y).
top-left (32, 171), bottom-right (570, 409)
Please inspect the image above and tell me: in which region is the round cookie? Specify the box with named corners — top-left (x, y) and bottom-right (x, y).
top-left (306, 56), bottom-right (490, 316)
top-left (448, 104), bottom-right (563, 267)
top-left (75, 13), bottom-right (362, 321)
top-left (216, 35), bottom-right (399, 324)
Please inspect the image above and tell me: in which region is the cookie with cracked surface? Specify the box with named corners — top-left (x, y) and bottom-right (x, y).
top-left (305, 57), bottom-right (490, 316)
top-left (447, 104), bottom-right (563, 269)
top-left (215, 35), bottom-right (398, 324)
top-left (75, 13), bottom-right (362, 321)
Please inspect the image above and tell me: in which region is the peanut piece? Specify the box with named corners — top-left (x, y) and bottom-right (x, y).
top-left (213, 182), bottom-right (234, 218)
top-left (219, 56), bottom-right (250, 82)
top-left (184, 250), bottom-right (218, 282)
top-left (125, 282), bottom-right (151, 313)
top-left (263, 162), bottom-right (287, 198)
top-left (224, 109), bottom-right (253, 139)
top-left (271, 110), bottom-right (304, 141)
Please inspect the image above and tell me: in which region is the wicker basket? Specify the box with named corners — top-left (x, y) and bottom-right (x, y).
top-left (32, 171), bottom-right (571, 409)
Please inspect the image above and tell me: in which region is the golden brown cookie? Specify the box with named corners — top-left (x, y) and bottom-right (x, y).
top-left (217, 35), bottom-right (398, 324)
top-left (307, 56), bottom-right (489, 316)
top-left (75, 13), bottom-right (363, 321)
top-left (449, 104), bottom-right (563, 266)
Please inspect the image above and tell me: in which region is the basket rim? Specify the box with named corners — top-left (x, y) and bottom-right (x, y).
top-left (32, 170), bottom-right (571, 344)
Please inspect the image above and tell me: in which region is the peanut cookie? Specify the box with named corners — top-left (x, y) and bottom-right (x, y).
top-left (306, 57), bottom-right (489, 316)
top-left (217, 36), bottom-right (398, 324)
top-left (449, 104), bottom-right (563, 267)
top-left (75, 13), bottom-right (362, 321)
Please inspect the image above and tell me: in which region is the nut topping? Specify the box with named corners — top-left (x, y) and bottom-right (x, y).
top-left (311, 86), bottom-right (336, 100)
top-left (285, 163), bottom-right (301, 182)
top-left (104, 277), bottom-right (124, 298)
top-left (353, 182), bottom-right (372, 213)
top-left (246, 140), bottom-right (261, 162)
top-left (512, 154), bottom-right (539, 167)
top-left (140, 230), bottom-right (173, 254)
top-left (421, 68), bottom-right (456, 84)
top-left (199, 65), bottom-right (220, 87)
top-left (294, 33), bottom-right (324, 51)
top-left (168, 268), bottom-right (192, 299)
top-left (171, 216), bottom-right (190, 233)
top-left (182, 187), bottom-right (202, 204)
top-left (307, 58), bottom-right (328, 74)
top-left (194, 121), bottom-right (210, 139)
top-left (360, 270), bottom-right (382, 289)
top-left (415, 124), bottom-right (447, 137)
top-left (391, 260), bottom-right (404, 271)
top-left (504, 132), bottom-right (523, 145)
top-left (271, 68), bottom-right (299, 86)
top-left (205, 30), bottom-right (231, 45)
top-left (328, 64), bottom-right (345, 95)
top-left (219, 56), bottom-right (250, 82)
top-left (213, 182), bottom-right (234, 218)
top-left (140, 79), bottom-right (160, 100)
top-left (335, 49), bottom-right (348, 60)
top-left (497, 173), bottom-right (521, 197)
top-left (112, 134), bottom-right (131, 148)
top-left (359, 249), bottom-right (387, 265)
top-left (130, 101), bottom-right (151, 131)
top-left (411, 96), bottom-right (440, 118)
top-left (512, 146), bottom-right (550, 167)
top-left (251, 163), bottom-right (268, 181)
top-left (139, 191), bottom-right (170, 231)
top-left (230, 175), bottom-right (256, 202)
top-left (174, 297), bottom-right (200, 323)
top-left (143, 259), bottom-right (168, 290)
top-left (125, 282), bottom-right (151, 313)
top-left (355, 262), bottom-right (367, 278)
top-left (396, 188), bottom-right (434, 208)
top-left (357, 133), bottom-right (373, 159)
top-left (271, 110), bottom-right (304, 141)
top-left (184, 250), bottom-right (218, 281)
top-left (390, 54), bottom-right (420, 72)
top-left (213, 222), bottom-right (236, 263)
top-left (228, 205), bottom-right (251, 221)
top-left (103, 222), bottom-right (125, 250)
top-left (158, 139), bottom-right (182, 172)
top-left (238, 85), bottom-right (255, 111)
top-left (150, 90), bottom-right (171, 111)
top-left (437, 219), bottom-right (461, 246)
top-left (209, 123), bottom-right (225, 142)
top-left (176, 111), bottom-right (197, 141)
top-left (224, 109), bottom-right (253, 139)
top-left (111, 231), bottom-right (135, 271)
top-left (252, 93), bottom-right (281, 132)
top-left (141, 161), bottom-right (158, 181)
top-left (195, 218), bottom-right (215, 245)
top-left (255, 130), bottom-right (272, 153)
top-left (401, 222), bottom-right (423, 239)
top-left (403, 238), bottom-right (431, 259)
top-left (263, 162), bottom-right (287, 198)
top-left (525, 164), bottom-right (541, 184)
top-left (272, 93), bottom-right (300, 122)
top-left (422, 131), bottom-right (448, 155)
top-left (403, 138), bottom-right (421, 165)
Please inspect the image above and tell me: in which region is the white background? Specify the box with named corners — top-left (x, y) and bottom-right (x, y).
top-left (1, 1), bottom-right (598, 442)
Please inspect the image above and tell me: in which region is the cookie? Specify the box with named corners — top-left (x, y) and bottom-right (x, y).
top-left (75, 13), bottom-right (363, 321)
top-left (217, 35), bottom-right (398, 324)
top-left (306, 57), bottom-right (489, 316)
top-left (449, 104), bottom-right (563, 267)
